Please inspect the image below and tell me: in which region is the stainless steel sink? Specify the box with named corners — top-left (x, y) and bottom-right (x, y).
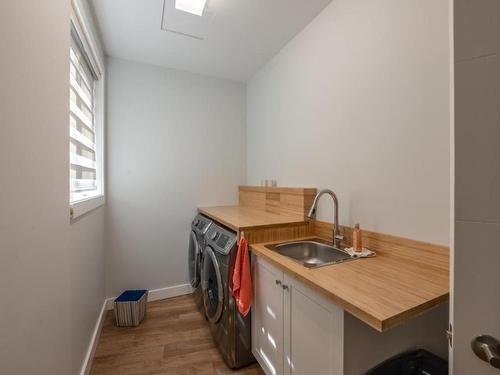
top-left (265, 239), bottom-right (352, 268)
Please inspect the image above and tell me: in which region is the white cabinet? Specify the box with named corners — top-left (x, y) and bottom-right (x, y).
top-left (252, 255), bottom-right (285, 375)
top-left (283, 273), bottom-right (344, 375)
top-left (252, 256), bottom-right (344, 375)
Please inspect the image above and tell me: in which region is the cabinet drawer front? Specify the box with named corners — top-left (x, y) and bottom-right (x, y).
top-left (284, 274), bottom-right (344, 375)
top-left (253, 255), bottom-right (285, 375)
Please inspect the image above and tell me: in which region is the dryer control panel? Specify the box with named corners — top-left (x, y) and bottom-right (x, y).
top-left (206, 224), bottom-right (237, 255)
top-left (192, 214), bottom-right (212, 235)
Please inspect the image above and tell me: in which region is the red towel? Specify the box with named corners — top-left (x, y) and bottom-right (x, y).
top-left (231, 236), bottom-right (252, 316)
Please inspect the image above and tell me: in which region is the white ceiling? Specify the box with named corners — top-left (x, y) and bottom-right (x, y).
top-left (91, 0), bottom-right (332, 82)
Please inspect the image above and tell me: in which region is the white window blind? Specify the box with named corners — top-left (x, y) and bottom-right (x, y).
top-left (69, 27), bottom-right (100, 203)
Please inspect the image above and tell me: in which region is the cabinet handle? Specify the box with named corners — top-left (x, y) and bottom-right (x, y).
top-left (275, 280), bottom-right (282, 286)
top-left (282, 284), bottom-right (289, 291)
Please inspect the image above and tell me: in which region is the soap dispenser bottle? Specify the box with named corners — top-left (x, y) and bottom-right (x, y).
top-left (353, 224), bottom-right (362, 253)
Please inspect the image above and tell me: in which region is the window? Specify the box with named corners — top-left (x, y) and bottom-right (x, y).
top-left (69, 4), bottom-right (104, 219)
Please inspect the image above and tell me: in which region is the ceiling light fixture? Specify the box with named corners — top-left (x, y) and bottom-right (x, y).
top-left (175, 0), bottom-right (207, 16)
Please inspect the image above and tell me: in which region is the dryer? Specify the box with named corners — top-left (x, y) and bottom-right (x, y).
top-left (201, 222), bottom-right (255, 369)
top-left (189, 214), bottom-right (212, 314)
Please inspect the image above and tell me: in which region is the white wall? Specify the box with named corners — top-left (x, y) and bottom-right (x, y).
top-left (247, 0), bottom-right (450, 245)
top-left (105, 58), bottom-right (246, 297)
top-left (0, 1), bottom-right (106, 374)
top-left (69, 207), bottom-right (105, 374)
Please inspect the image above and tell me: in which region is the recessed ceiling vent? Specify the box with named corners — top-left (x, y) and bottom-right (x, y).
top-left (161, 0), bottom-right (214, 40)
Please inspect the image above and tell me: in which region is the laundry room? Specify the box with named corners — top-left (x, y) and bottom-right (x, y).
top-left (2, 0), bottom-right (500, 374)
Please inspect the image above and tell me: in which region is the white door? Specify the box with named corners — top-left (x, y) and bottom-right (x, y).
top-left (452, 1), bottom-right (500, 373)
top-left (253, 256), bottom-right (285, 375)
top-left (283, 274), bottom-right (343, 375)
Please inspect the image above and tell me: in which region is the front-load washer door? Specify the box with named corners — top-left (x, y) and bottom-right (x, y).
top-left (188, 231), bottom-right (200, 288)
top-left (202, 246), bottom-right (223, 323)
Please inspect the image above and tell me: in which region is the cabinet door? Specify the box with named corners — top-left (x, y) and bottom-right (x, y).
top-left (252, 256), bottom-right (284, 375)
top-left (283, 274), bottom-right (344, 375)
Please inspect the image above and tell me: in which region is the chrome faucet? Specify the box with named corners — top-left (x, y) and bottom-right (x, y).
top-left (307, 189), bottom-right (344, 248)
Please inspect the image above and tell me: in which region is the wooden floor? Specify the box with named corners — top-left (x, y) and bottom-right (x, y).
top-left (90, 295), bottom-right (265, 375)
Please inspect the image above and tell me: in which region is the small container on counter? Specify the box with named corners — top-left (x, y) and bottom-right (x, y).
top-left (352, 223), bottom-right (362, 253)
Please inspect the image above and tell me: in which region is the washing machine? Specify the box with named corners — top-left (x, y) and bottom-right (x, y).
top-left (189, 214), bottom-right (212, 314)
top-left (201, 222), bottom-right (255, 369)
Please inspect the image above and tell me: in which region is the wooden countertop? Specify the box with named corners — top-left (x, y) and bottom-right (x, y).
top-left (251, 237), bottom-right (449, 332)
top-left (198, 206), bottom-right (307, 231)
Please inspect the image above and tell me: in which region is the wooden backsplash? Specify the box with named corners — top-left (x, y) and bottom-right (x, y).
top-left (239, 185), bottom-right (317, 217)
top-left (238, 186), bottom-right (448, 267)
top-left (313, 220), bottom-right (449, 270)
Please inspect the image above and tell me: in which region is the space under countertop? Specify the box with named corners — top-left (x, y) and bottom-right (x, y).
top-left (198, 205), bottom-right (307, 231)
top-left (251, 235), bottom-right (449, 332)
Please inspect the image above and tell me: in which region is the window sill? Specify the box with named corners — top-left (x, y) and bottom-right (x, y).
top-left (70, 194), bottom-right (105, 220)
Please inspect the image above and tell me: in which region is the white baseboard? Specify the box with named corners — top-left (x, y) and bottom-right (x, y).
top-left (104, 283), bottom-right (193, 310)
top-left (148, 283), bottom-right (193, 303)
top-left (80, 300), bottom-right (107, 375)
